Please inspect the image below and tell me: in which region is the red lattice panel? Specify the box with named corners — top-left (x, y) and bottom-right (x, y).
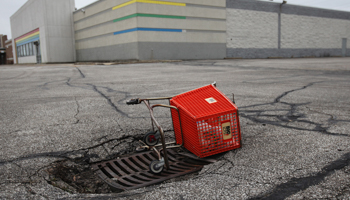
top-left (170, 84), bottom-right (241, 158)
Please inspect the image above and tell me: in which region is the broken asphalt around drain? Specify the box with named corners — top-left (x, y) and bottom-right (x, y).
top-left (1, 58), bottom-right (350, 199)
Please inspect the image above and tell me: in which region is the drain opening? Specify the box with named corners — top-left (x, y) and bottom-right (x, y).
top-left (123, 177), bottom-right (142, 185)
top-left (106, 163), bottom-right (122, 176)
top-left (168, 166), bottom-right (185, 172)
top-left (143, 154), bottom-right (153, 161)
top-left (161, 171), bottom-right (177, 175)
top-left (117, 180), bottom-right (132, 188)
top-left (140, 173), bottom-right (160, 180)
top-left (130, 157), bottom-right (147, 170)
top-left (114, 161), bottom-right (132, 175)
top-left (122, 159), bottom-right (138, 172)
top-left (171, 165), bottom-right (191, 170)
top-left (100, 166), bottom-right (113, 179)
top-left (91, 148), bottom-right (217, 191)
top-left (136, 155), bottom-right (150, 166)
top-left (46, 145), bottom-right (219, 194)
top-left (131, 175), bottom-right (150, 182)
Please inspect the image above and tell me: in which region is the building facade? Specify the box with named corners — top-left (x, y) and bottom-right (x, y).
top-left (9, 0), bottom-right (350, 63)
top-left (5, 38), bottom-right (14, 64)
top-left (74, 0), bottom-right (227, 61)
top-left (0, 34), bottom-right (7, 65)
top-left (0, 34), bottom-right (5, 48)
top-left (10, 0), bottom-right (76, 64)
top-left (226, 0), bottom-right (350, 58)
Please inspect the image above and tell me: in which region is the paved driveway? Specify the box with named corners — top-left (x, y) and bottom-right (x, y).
top-left (0, 58), bottom-right (349, 199)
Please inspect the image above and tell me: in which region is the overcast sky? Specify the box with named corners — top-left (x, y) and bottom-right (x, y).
top-left (1, 0), bottom-right (350, 39)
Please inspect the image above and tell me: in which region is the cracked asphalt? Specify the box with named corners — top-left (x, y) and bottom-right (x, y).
top-left (1, 58), bottom-right (350, 199)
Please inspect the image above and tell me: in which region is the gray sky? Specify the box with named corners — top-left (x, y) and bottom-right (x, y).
top-left (1, 0), bottom-right (350, 39)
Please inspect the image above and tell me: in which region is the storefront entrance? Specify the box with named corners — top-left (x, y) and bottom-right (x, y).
top-left (34, 41), bottom-right (41, 63)
top-left (0, 50), bottom-right (6, 65)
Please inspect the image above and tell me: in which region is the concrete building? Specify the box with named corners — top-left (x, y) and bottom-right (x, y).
top-left (0, 34), bottom-right (5, 48)
top-left (0, 34), bottom-right (7, 65)
top-left (0, 51), bottom-right (4, 65)
top-left (1, 34), bottom-right (14, 65)
top-left (9, 0), bottom-right (350, 63)
top-left (226, 0), bottom-right (350, 58)
top-left (10, 0), bottom-right (75, 64)
top-left (5, 38), bottom-right (14, 64)
top-left (74, 0), bottom-right (226, 61)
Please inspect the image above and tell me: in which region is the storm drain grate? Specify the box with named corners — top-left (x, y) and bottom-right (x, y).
top-left (91, 148), bottom-right (215, 191)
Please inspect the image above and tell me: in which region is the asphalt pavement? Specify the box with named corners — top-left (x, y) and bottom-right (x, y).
top-left (0, 58), bottom-right (349, 199)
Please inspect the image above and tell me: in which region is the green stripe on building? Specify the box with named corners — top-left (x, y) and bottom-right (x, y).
top-left (113, 13), bottom-right (186, 22)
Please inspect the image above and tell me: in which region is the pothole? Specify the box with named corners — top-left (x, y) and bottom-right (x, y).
top-left (45, 134), bottom-right (145, 194)
top-left (47, 159), bottom-right (113, 194)
top-left (45, 132), bottom-right (217, 194)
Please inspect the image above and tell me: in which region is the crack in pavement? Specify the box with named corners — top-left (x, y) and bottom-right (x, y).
top-left (274, 82), bottom-right (319, 103)
top-left (0, 71), bottom-right (27, 81)
top-left (98, 86), bottom-right (131, 107)
top-left (87, 84), bottom-right (129, 118)
top-left (40, 79), bottom-right (69, 90)
top-left (240, 82), bottom-right (350, 137)
top-left (0, 151), bottom-right (73, 166)
top-left (250, 151), bottom-right (350, 200)
top-left (237, 82), bottom-right (350, 199)
top-left (40, 67), bottom-right (84, 90)
top-left (65, 81), bottom-right (137, 120)
top-left (66, 77), bottom-right (72, 87)
top-left (75, 67), bottom-right (85, 79)
top-left (63, 72), bottom-right (146, 123)
top-left (73, 97), bottom-right (80, 124)
top-left (0, 135), bottom-right (140, 166)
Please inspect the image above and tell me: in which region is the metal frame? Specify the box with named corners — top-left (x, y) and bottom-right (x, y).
top-left (137, 97), bottom-right (184, 170)
top-left (128, 82), bottom-right (217, 170)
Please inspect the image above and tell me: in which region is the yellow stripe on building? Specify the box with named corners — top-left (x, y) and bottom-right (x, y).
top-left (137, 0), bottom-right (186, 6)
top-left (113, 0), bottom-right (186, 10)
top-left (113, 0), bottom-right (136, 10)
top-left (16, 32), bottom-right (40, 43)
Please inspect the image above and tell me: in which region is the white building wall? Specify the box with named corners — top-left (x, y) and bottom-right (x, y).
top-left (75, 0), bottom-right (227, 61)
top-left (10, 0), bottom-right (75, 64)
top-left (226, 0), bottom-right (350, 58)
top-left (44, 0), bottom-right (75, 63)
top-left (18, 56), bottom-right (37, 64)
top-left (10, 0), bottom-right (46, 64)
top-left (282, 14), bottom-right (350, 49)
top-left (227, 8), bottom-right (278, 49)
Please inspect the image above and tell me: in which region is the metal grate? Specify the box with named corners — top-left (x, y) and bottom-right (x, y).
top-left (91, 149), bottom-right (214, 191)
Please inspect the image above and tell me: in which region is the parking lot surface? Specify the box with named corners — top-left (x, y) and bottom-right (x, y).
top-left (0, 58), bottom-right (350, 199)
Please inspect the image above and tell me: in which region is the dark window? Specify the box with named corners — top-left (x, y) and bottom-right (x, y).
top-left (26, 44), bottom-right (29, 56)
top-left (29, 43), bottom-right (32, 56)
top-left (38, 43), bottom-right (41, 55)
top-left (29, 43), bottom-right (31, 56)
